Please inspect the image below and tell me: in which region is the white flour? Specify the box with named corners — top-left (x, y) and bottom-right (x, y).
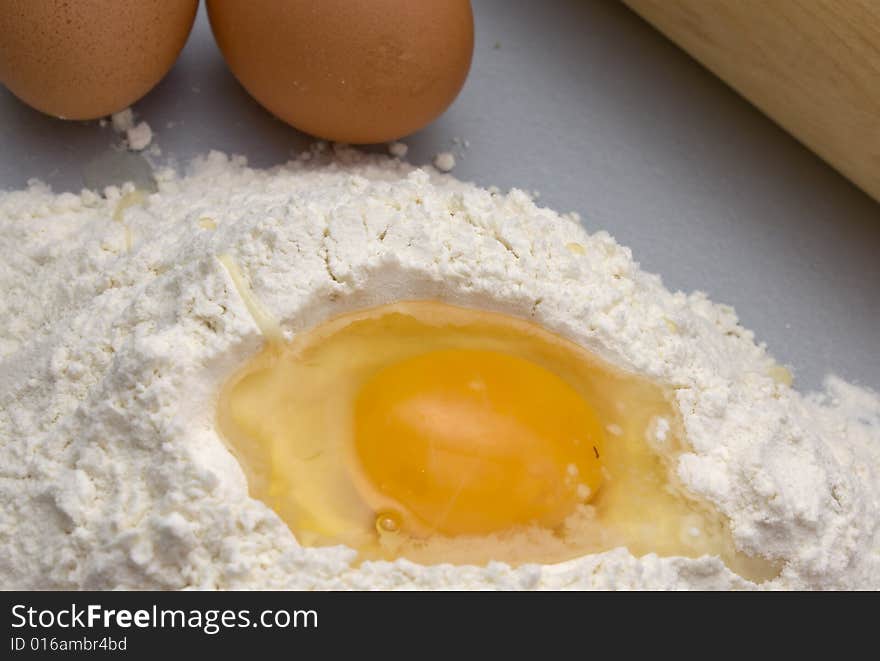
top-left (433, 151), bottom-right (456, 172)
top-left (0, 146), bottom-right (878, 589)
top-left (111, 107), bottom-right (153, 152)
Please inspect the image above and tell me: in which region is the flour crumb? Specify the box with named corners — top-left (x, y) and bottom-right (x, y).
top-left (109, 107), bottom-right (153, 151)
top-left (126, 122), bottom-right (153, 151)
top-left (433, 151), bottom-right (456, 172)
top-left (654, 417), bottom-right (670, 442)
top-left (388, 142), bottom-right (409, 158)
top-left (111, 108), bottom-right (135, 133)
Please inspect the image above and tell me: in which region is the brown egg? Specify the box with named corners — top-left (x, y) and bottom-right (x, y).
top-left (0, 0), bottom-right (198, 120)
top-left (207, 0), bottom-right (474, 143)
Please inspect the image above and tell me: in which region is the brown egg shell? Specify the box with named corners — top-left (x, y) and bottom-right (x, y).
top-left (0, 0), bottom-right (199, 120)
top-left (207, 0), bottom-right (474, 144)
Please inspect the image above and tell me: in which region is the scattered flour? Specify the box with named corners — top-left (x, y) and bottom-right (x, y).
top-left (433, 151), bottom-right (456, 172)
top-left (110, 107), bottom-right (153, 152)
top-left (0, 146), bottom-right (878, 590)
top-left (125, 122), bottom-right (153, 152)
top-left (110, 108), bottom-right (135, 133)
top-left (388, 142), bottom-right (409, 158)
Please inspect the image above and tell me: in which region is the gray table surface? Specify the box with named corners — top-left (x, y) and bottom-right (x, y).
top-left (2, 0), bottom-right (878, 393)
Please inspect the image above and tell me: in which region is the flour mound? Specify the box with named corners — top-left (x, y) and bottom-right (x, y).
top-left (1, 146), bottom-right (877, 589)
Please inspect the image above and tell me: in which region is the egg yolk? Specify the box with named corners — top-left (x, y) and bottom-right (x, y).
top-left (353, 349), bottom-right (603, 537)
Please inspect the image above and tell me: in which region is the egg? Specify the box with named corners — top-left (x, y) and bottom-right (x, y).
top-left (0, 0), bottom-right (198, 120)
top-left (206, 0), bottom-right (474, 143)
top-left (354, 348), bottom-right (604, 537)
top-left (218, 300), bottom-right (774, 579)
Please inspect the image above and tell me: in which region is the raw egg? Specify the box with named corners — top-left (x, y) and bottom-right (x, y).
top-left (217, 299), bottom-right (775, 580)
top-left (0, 0), bottom-right (198, 120)
top-left (206, 0), bottom-right (474, 143)
top-left (354, 348), bottom-right (604, 537)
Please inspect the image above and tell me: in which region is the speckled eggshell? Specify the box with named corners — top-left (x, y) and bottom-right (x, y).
top-left (0, 0), bottom-right (199, 120)
top-left (207, 0), bottom-right (474, 144)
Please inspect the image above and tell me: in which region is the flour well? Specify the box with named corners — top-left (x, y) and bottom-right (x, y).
top-left (0, 146), bottom-right (877, 589)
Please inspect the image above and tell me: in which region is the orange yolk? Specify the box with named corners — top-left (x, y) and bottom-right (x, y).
top-left (353, 349), bottom-right (604, 536)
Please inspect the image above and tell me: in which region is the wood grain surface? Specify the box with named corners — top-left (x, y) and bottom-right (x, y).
top-left (624, 0), bottom-right (880, 203)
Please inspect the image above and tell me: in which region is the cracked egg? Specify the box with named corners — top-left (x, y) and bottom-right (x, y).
top-left (216, 287), bottom-right (774, 581)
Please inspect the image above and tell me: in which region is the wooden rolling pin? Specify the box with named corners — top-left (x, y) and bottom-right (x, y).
top-left (624, 0), bottom-right (880, 203)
